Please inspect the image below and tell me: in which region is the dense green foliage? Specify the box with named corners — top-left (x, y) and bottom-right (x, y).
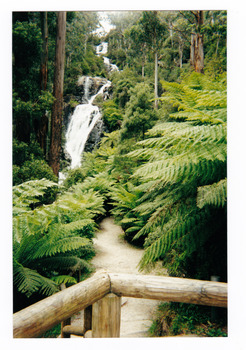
top-left (13, 178), bottom-right (105, 311)
top-left (109, 72), bottom-right (227, 281)
top-left (13, 139), bottom-right (57, 185)
top-left (120, 82), bottom-right (159, 141)
top-left (149, 302), bottom-right (227, 337)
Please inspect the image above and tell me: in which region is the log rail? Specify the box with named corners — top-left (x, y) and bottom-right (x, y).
top-left (13, 272), bottom-right (227, 338)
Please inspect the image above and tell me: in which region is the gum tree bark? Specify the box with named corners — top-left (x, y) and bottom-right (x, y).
top-left (49, 11), bottom-right (66, 176)
top-left (190, 10), bottom-right (204, 73)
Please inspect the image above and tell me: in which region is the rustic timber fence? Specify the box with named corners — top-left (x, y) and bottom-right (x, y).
top-left (13, 272), bottom-right (227, 338)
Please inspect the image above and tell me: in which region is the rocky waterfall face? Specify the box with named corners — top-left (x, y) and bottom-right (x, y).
top-left (64, 76), bottom-right (111, 169)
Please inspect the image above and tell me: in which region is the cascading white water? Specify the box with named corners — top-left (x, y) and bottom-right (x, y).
top-left (65, 78), bottom-right (111, 169)
top-left (59, 42), bottom-right (117, 180)
top-left (96, 42), bottom-right (119, 73)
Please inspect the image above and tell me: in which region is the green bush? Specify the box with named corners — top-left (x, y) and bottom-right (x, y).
top-left (149, 302), bottom-right (227, 337)
top-left (120, 82), bottom-right (158, 141)
top-left (13, 138), bottom-right (43, 166)
top-left (13, 159), bottom-right (57, 186)
top-left (102, 100), bottom-right (123, 131)
top-left (62, 167), bottom-right (86, 189)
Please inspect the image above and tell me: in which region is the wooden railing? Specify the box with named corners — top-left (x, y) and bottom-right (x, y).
top-left (13, 272), bottom-right (227, 338)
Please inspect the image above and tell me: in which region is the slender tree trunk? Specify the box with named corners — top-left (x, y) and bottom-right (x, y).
top-left (38, 11), bottom-right (49, 157)
top-left (215, 35), bottom-right (220, 56)
top-left (49, 11), bottom-right (66, 177)
top-left (154, 51), bottom-right (158, 109)
top-left (178, 35), bottom-right (184, 69)
top-left (190, 10), bottom-right (204, 73)
top-left (142, 54), bottom-right (145, 79)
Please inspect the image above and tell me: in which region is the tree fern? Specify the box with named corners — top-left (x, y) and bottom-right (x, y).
top-left (13, 177), bottom-right (102, 304)
top-left (113, 72), bottom-right (227, 279)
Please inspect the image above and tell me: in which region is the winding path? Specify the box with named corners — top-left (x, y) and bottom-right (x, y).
top-left (72, 217), bottom-right (166, 338)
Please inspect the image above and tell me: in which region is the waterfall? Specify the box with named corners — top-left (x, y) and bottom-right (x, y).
top-left (59, 41), bottom-right (118, 182)
top-left (83, 76), bottom-right (92, 102)
top-left (96, 42), bottom-right (119, 73)
top-left (64, 79), bottom-right (110, 169)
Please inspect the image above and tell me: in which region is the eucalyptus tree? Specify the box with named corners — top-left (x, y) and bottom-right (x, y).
top-left (203, 10), bottom-right (227, 75)
top-left (127, 23), bottom-right (148, 78)
top-left (105, 11), bottom-right (141, 70)
top-left (177, 10), bottom-right (227, 74)
top-left (49, 11), bottom-right (66, 177)
top-left (138, 11), bottom-right (168, 108)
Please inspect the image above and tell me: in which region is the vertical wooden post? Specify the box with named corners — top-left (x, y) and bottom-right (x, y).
top-left (61, 318), bottom-right (71, 338)
top-left (92, 293), bottom-right (121, 338)
top-left (60, 283), bottom-right (71, 338)
top-left (211, 276), bottom-right (220, 322)
top-left (84, 305), bottom-right (92, 332)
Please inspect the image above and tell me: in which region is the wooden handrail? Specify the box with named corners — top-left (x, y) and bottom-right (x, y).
top-left (109, 273), bottom-right (227, 308)
top-left (13, 272), bottom-right (227, 338)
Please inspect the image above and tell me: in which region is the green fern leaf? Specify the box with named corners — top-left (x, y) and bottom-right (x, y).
top-left (197, 178), bottom-right (227, 208)
top-left (32, 236), bottom-right (90, 259)
top-left (51, 275), bottom-right (77, 286)
top-left (13, 261), bottom-right (59, 297)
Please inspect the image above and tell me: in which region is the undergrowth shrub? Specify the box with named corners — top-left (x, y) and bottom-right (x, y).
top-left (149, 302), bottom-right (227, 337)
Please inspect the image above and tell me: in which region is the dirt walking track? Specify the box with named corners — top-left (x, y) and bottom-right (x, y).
top-left (71, 217), bottom-right (165, 338)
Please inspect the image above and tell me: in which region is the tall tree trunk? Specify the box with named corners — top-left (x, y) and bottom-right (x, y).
top-left (49, 11), bottom-right (66, 177)
top-left (190, 33), bottom-right (204, 73)
top-left (190, 10), bottom-right (204, 73)
top-left (154, 51), bottom-right (158, 109)
top-left (38, 11), bottom-right (49, 157)
top-left (141, 54), bottom-right (145, 79)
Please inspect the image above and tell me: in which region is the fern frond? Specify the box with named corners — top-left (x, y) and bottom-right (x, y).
top-left (38, 276), bottom-right (61, 296)
top-left (197, 178), bottom-right (227, 208)
top-left (32, 236), bottom-right (90, 259)
top-left (120, 217), bottom-right (139, 224)
top-left (139, 209), bottom-right (209, 270)
top-left (61, 219), bottom-right (96, 239)
top-left (13, 179), bottom-right (59, 213)
top-left (160, 74), bottom-right (227, 125)
top-left (58, 187), bottom-right (105, 217)
top-left (51, 275), bottom-right (77, 286)
top-left (133, 151), bottom-right (226, 185)
top-left (13, 261), bottom-right (59, 297)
